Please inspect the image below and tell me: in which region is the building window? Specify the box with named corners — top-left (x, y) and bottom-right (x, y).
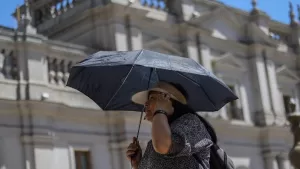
top-left (74, 150), bottom-right (92, 169)
top-left (226, 85), bottom-right (244, 120)
top-left (283, 95), bottom-right (296, 116)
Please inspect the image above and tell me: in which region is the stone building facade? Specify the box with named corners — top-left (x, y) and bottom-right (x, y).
top-left (0, 0), bottom-right (299, 169)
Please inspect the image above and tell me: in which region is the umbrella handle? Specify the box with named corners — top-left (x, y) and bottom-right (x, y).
top-left (132, 68), bottom-right (153, 169)
top-left (136, 109), bottom-right (144, 140)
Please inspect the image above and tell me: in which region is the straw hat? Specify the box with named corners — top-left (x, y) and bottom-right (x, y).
top-left (131, 82), bottom-right (187, 105)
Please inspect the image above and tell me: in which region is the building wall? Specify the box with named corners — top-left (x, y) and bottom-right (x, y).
top-left (0, 0), bottom-right (299, 169)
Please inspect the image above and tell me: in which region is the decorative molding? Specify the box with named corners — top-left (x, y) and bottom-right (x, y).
top-left (213, 53), bottom-right (247, 72)
top-left (21, 134), bottom-right (59, 144)
top-left (276, 65), bottom-right (300, 85)
top-left (246, 23), bottom-right (278, 47)
top-left (189, 7), bottom-right (240, 29)
top-left (200, 33), bottom-right (248, 57)
top-left (189, 7), bottom-right (243, 41)
top-left (143, 38), bottom-right (182, 56)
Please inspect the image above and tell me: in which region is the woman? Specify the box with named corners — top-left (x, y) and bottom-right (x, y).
top-left (126, 82), bottom-right (214, 169)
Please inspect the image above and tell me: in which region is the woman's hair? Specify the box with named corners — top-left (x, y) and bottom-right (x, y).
top-left (168, 82), bottom-right (218, 143)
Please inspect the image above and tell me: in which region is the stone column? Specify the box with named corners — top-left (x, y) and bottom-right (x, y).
top-left (112, 23), bottom-right (129, 51)
top-left (186, 40), bottom-right (200, 63)
top-left (288, 113), bottom-right (300, 169)
top-left (19, 104), bottom-right (36, 169)
top-left (0, 51), bottom-right (4, 79)
top-left (294, 84), bottom-right (300, 113)
top-left (199, 44), bottom-right (212, 71)
top-left (266, 60), bottom-right (286, 125)
top-left (277, 152), bottom-right (290, 169)
top-left (0, 138), bottom-right (4, 169)
top-left (130, 26), bottom-right (143, 50)
top-left (238, 79), bottom-right (252, 124)
top-left (263, 152), bottom-right (279, 169)
top-left (250, 52), bottom-right (274, 126)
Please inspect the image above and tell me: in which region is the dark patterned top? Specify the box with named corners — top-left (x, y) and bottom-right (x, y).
top-left (138, 113), bottom-right (213, 169)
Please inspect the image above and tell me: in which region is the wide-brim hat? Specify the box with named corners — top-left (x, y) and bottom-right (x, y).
top-left (131, 82), bottom-right (187, 105)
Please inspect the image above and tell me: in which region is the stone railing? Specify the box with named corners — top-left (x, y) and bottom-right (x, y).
top-left (47, 57), bottom-right (73, 86)
top-left (268, 30), bottom-right (290, 52)
top-left (34, 0), bottom-right (82, 25)
top-left (268, 31), bottom-right (288, 43)
top-left (139, 0), bottom-right (167, 11)
top-left (44, 40), bottom-right (93, 87)
top-left (49, 0), bottom-right (79, 18)
top-left (34, 0), bottom-right (168, 31)
top-left (0, 48), bottom-right (18, 80)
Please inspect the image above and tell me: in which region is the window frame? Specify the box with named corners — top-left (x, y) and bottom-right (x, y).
top-left (74, 150), bottom-right (92, 169)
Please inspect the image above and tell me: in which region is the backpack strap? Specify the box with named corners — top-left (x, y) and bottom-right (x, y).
top-left (192, 154), bottom-right (205, 168)
top-left (224, 151), bottom-right (228, 169)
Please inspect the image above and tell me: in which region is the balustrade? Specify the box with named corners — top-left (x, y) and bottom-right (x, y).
top-left (0, 48), bottom-right (18, 80)
top-left (139, 0), bottom-right (167, 11)
top-left (34, 0), bottom-right (79, 25)
top-left (47, 57), bottom-right (73, 86)
top-left (33, 0), bottom-right (168, 25)
top-left (269, 31), bottom-right (288, 42)
top-left (51, 0), bottom-right (77, 17)
top-left (268, 30), bottom-right (290, 52)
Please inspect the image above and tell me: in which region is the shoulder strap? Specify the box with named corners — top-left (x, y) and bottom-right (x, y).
top-left (192, 154), bottom-right (205, 168)
top-left (194, 113), bottom-right (218, 144)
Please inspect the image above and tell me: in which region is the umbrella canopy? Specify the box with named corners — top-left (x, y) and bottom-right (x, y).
top-left (67, 50), bottom-right (238, 112)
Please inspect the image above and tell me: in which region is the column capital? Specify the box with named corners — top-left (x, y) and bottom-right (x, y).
top-left (262, 151), bottom-right (278, 159)
top-left (277, 152), bottom-right (289, 160)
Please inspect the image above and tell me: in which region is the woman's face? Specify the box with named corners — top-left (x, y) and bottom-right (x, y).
top-left (144, 92), bottom-right (164, 121)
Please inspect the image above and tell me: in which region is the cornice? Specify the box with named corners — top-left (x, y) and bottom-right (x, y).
top-left (269, 20), bottom-right (291, 33)
top-left (248, 43), bottom-right (298, 65)
top-left (21, 134), bottom-right (58, 145)
top-left (0, 35), bottom-right (90, 62)
top-left (200, 34), bottom-right (248, 57)
top-left (0, 100), bottom-right (108, 125)
top-left (38, 3), bottom-right (116, 37)
top-left (193, 0), bottom-right (290, 34)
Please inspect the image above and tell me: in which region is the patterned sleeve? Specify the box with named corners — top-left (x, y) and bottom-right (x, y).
top-left (164, 113), bottom-right (213, 158)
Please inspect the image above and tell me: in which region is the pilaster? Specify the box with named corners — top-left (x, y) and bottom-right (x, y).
top-left (186, 39), bottom-right (199, 63)
top-left (263, 152), bottom-right (279, 169)
top-left (250, 51), bottom-right (274, 126)
top-left (265, 59), bottom-right (286, 125)
top-left (112, 23), bottom-right (129, 51)
top-left (0, 138), bottom-right (4, 168)
top-left (239, 80), bottom-right (252, 124)
top-left (0, 51), bottom-right (5, 79)
top-left (277, 152), bottom-right (291, 169)
top-left (19, 103), bottom-right (36, 169)
top-left (130, 26), bottom-right (143, 50)
top-left (106, 111), bottom-right (127, 169)
top-left (199, 44), bottom-right (212, 71)
top-left (295, 84), bottom-right (300, 112)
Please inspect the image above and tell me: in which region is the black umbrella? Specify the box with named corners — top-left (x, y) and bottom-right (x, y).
top-left (67, 50), bottom-right (237, 113)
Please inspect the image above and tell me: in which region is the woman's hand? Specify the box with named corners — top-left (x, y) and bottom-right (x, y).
top-left (126, 137), bottom-right (142, 169)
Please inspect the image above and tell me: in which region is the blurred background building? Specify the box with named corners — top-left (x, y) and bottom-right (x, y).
top-left (0, 0), bottom-right (299, 169)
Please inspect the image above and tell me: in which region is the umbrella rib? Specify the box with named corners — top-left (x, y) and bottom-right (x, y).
top-left (103, 50), bottom-right (144, 110)
top-left (176, 71), bottom-right (217, 110)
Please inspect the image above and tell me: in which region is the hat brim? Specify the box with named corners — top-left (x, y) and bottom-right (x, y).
top-left (131, 90), bottom-right (150, 105)
top-left (131, 88), bottom-right (186, 105)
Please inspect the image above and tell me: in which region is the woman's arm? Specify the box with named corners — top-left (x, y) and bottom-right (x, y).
top-left (151, 114), bottom-right (172, 154)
